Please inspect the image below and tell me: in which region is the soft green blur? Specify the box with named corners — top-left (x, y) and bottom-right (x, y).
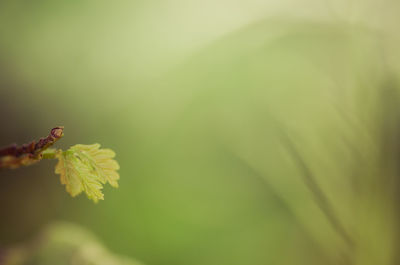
top-left (1, 1), bottom-right (400, 265)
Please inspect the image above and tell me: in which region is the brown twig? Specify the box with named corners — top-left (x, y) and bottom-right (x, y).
top-left (0, 127), bottom-right (64, 169)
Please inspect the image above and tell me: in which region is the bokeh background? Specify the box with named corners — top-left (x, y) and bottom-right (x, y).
top-left (1, 0), bottom-right (400, 265)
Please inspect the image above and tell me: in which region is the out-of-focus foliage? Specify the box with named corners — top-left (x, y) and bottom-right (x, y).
top-left (5, 222), bottom-right (141, 265)
top-left (1, 1), bottom-right (400, 265)
top-left (55, 144), bottom-right (120, 202)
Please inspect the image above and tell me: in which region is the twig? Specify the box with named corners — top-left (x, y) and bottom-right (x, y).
top-left (0, 127), bottom-right (64, 169)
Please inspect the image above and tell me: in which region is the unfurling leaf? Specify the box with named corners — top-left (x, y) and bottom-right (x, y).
top-left (55, 144), bottom-right (120, 203)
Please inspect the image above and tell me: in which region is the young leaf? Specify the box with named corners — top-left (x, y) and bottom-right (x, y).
top-left (70, 144), bottom-right (120, 188)
top-left (55, 144), bottom-right (120, 203)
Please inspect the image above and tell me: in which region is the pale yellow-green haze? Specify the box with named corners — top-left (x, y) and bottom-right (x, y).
top-left (0, 1), bottom-right (400, 265)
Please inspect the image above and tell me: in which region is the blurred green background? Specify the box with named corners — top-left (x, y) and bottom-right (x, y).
top-left (1, 1), bottom-right (400, 265)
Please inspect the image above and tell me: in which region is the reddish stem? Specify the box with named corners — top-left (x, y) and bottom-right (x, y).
top-left (0, 127), bottom-right (64, 169)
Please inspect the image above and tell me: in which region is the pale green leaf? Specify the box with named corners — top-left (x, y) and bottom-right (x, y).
top-left (55, 144), bottom-right (120, 202)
